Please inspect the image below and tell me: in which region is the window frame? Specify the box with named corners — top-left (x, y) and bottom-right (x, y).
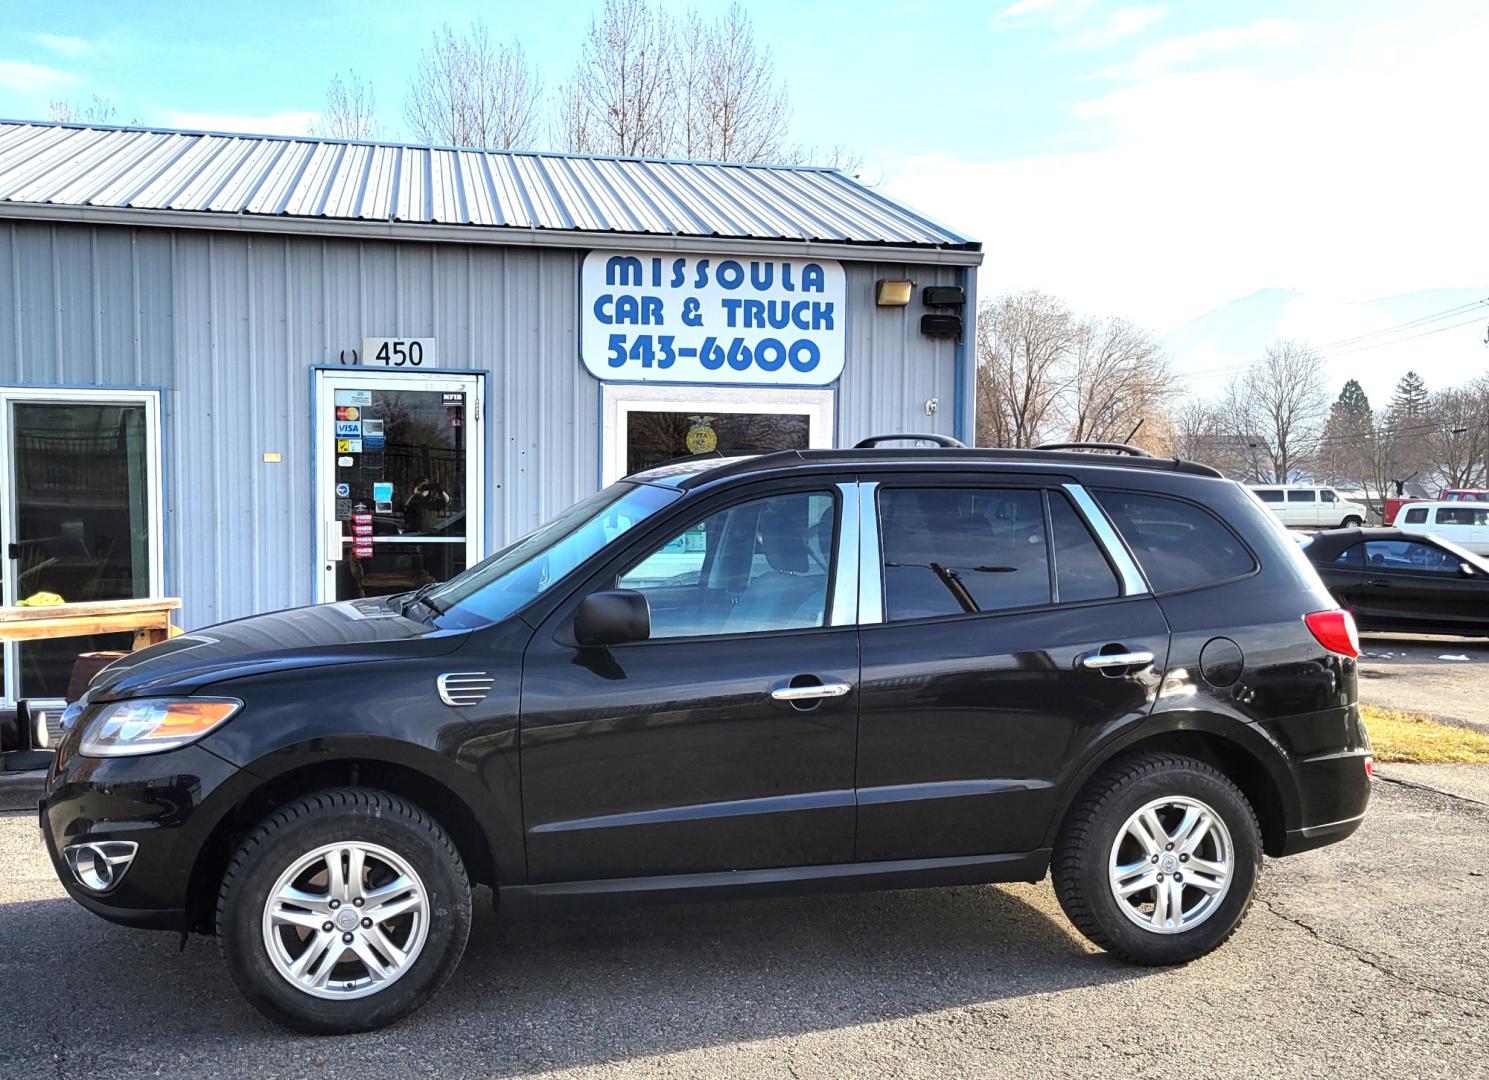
top-left (866, 479), bottom-right (1140, 629)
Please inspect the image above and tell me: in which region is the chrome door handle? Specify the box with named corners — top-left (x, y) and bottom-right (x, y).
top-left (771, 681), bottom-right (853, 701)
top-left (1082, 650), bottom-right (1155, 670)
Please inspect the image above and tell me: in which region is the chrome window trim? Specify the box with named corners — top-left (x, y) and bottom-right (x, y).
top-left (830, 482), bottom-right (861, 626)
top-left (1061, 483), bottom-right (1149, 596)
top-left (857, 481), bottom-right (885, 624)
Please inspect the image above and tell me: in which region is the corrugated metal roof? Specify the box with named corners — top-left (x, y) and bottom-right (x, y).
top-left (0, 120), bottom-right (977, 251)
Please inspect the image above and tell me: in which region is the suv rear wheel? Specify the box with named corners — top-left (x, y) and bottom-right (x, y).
top-left (216, 787), bottom-right (472, 1034)
top-left (1052, 753), bottom-right (1261, 964)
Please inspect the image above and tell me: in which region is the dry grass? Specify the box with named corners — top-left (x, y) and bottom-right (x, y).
top-left (1361, 705), bottom-right (1489, 765)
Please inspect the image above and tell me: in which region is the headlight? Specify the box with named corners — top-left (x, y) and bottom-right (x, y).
top-left (79, 698), bottom-right (242, 757)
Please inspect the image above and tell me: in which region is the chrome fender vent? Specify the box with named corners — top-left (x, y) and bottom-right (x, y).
top-left (436, 672), bottom-right (495, 707)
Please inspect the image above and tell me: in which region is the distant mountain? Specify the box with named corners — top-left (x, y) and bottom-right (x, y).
top-left (1166, 286), bottom-right (1489, 404)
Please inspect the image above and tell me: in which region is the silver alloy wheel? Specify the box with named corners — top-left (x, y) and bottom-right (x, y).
top-left (261, 841), bottom-right (431, 1000)
top-left (1108, 795), bottom-right (1234, 935)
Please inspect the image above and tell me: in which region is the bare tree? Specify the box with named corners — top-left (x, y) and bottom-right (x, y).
top-left (558, 0), bottom-right (676, 156)
top-left (1217, 340), bottom-right (1328, 483)
top-left (405, 23), bottom-right (543, 149)
top-left (1063, 317), bottom-right (1172, 445)
top-left (975, 291), bottom-right (1078, 448)
top-left (1170, 398), bottom-right (1246, 475)
top-left (310, 71), bottom-right (379, 140)
top-left (49, 95), bottom-right (123, 124)
top-left (681, 4), bottom-right (789, 161)
top-left (1425, 376), bottom-right (1489, 489)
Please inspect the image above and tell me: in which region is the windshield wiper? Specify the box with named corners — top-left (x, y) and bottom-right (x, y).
top-left (402, 581), bottom-right (445, 619)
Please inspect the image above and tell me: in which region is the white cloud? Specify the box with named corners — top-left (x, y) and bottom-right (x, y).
top-left (881, 7), bottom-right (1489, 348)
top-left (33, 33), bottom-right (94, 59)
top-left (0, 59), bottom-right (81, 97)
top-left (994, 0), bottom-right (1097, 28)
top-left (1057, 6), bottom-right (1168, 51)
top-left (1099, 18), bottom-right (1298, 78)
top-left (160, 110), bottom-right (320, 137)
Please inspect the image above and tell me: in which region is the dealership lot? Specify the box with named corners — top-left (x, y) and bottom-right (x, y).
top-left (1, 768), bottom-right (1485, 1080)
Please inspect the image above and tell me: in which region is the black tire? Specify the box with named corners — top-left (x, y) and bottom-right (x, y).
top-left (1052, 752), bottom-right (1261, 965)
top-left (216, 787), bottom-right (472, 1034)
top-left (1341, 516), bottom-right (1362, 528)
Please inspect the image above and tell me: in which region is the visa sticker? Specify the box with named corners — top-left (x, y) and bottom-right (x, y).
top-left (335, 420), bottom-right (362, 437)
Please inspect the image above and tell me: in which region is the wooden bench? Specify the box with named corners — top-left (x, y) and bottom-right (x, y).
top-left (0, 597), bottom-right (182, 650)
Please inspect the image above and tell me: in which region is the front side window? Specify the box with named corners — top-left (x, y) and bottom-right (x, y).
top-left (431, 482), bottom-right (680, 626)
top-left (617, 491), bottom-right (835, 638)
top-left (879, 488), bottom-right (1052, 620)
top-left (1287, 490), bottom-right (1316, 503)
top-left (1321, 490), bottom-right (1337, 503)
top-left (1364, 540), bottom-right (1459, 573)
top-left (1403, 507), bottom-right (1428, 524)
top-left (1094, 490), bottom-right (1256, 592)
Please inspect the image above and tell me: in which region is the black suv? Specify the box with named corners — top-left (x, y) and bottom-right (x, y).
top-left (41, 440), bottom-right (1372, 1033)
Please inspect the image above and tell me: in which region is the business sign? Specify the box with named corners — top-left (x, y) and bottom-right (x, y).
top-left (580, 251), bottom-right (845, 386)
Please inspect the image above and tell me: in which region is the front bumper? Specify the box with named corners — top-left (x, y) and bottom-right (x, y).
top-left (39, 738), bottom-right (250, 931)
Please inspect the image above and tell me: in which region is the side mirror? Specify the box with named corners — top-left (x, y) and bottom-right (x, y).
top-left (573, 590), bottom-right (651, 647)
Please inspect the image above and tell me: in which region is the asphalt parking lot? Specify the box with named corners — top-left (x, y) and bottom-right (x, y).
top-left (1358, 633), bottom-right (1489, 731)
top-left (1, 766), bottom-right (1485, 1080)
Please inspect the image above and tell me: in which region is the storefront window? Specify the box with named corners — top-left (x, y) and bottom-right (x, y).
top-left (625, 411), bottom-right (811, 475)
top-left (8, 401), bottom-right (154, 699)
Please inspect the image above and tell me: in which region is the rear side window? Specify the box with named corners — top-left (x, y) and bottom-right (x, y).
top-left (1287, 490), bottom-right (1316, 503)
top-left (878, 488), bottom-right (1050, 619)
top-left (1049, 494), bottom-right (1120, 602)
top-left (1403, 507), bottom-right (1428, 524)
top-left (1436, 508), bottom-right (1476, 526)
top-left (1255, 490), bottom-right (1284, 504)
top-left (1094, 490), bottom-right (1256, 592)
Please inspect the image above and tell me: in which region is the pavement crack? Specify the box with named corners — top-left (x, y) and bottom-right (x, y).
top-left (1258, 897), bottom-right (1489, 1012)
top-left (1374, 773), bottom-right (1489, 808)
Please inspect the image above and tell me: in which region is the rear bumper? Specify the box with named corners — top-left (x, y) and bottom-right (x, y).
top-left (1278, 807), bottom-right (1367, 856)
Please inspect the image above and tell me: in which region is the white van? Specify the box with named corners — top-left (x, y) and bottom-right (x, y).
top-left (1396, 501), bottom-right (1489, 554)
top-left (1248, 484), bottom-right (1369, 529)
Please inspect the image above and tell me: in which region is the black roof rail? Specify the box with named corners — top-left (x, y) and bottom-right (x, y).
top-left (1035, 441), bottom-right (1152, 458)
top-left (854, 433), bottom-right (967, 449)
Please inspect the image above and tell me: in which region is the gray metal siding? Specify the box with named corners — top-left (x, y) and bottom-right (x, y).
top-left (2, 219), bottom-right (961, 631)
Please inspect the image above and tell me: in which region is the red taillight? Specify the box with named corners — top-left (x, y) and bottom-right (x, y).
top-left (1364, 755), bottom-right (1374, 777)
top-left (1305, 609), bottom-right (1361, 658)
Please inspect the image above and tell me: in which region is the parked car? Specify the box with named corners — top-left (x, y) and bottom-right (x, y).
top-left (1304, 527), bottom-right (1489, 636)
top-left (41, 438), bottom-right (1372, 1034)
top-left (1394, 501), bottom-right (1489, 555)
top-left (1384, 487), bottom-right (1489, 524)
top-left (1247, 484), bottom-right (1369, 529)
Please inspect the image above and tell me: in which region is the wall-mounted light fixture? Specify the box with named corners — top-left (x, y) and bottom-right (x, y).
top-left (920, 314), bottom-right (963, 338)
top-left (922, 285), bottom-right (965, 307)
top-left (876, 279), bottom-right (914, 307)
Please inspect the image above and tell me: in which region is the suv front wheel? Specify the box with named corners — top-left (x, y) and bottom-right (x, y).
top-left (1052, 752), bottom-right (1261, 964)
top-left (216, 787), bottom-right (473, 1034)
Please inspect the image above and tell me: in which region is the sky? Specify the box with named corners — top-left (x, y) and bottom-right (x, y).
top-left (2, 0), bottom-right (1487, 398)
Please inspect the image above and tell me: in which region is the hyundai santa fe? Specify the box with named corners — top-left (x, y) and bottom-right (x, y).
top-left (40, 438), bottom-right (1372, 1033)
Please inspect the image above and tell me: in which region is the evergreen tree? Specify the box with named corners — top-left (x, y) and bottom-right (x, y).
top-left (1389, 371), bottom-right (1430, 421)
top-left (1317, 380), bottom-right (1373, 486)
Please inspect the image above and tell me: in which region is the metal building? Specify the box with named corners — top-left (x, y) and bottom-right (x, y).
top-left (0, 120), bottom-right (982, 705)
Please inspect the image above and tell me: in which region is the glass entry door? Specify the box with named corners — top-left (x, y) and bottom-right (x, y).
top-left (1, 390), bottom-right (164, 704)
top-left (314, 370), bottom-right (485, 603)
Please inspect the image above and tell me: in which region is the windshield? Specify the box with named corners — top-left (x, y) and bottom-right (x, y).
top-left (424, 481), bottom-right (681, 627)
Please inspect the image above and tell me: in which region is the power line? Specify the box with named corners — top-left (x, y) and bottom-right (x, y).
top-left (1320, 314), bottom-right (1489, 358)
top-left (1309, 299), bottom-right (1488, 351)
